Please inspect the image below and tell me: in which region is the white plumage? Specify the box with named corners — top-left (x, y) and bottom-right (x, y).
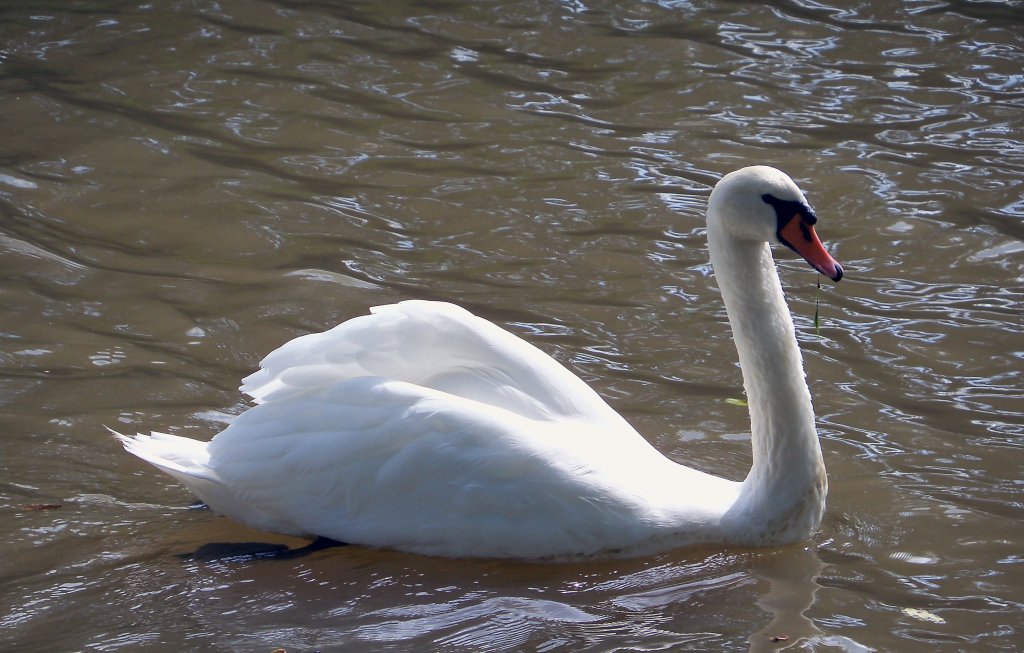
top-left (116, 166), bottom-right (843, 559)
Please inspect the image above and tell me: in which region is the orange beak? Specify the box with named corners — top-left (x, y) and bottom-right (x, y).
top-left (779, 215), bottom-right (843, 282)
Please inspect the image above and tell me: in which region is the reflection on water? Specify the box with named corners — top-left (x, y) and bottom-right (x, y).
top-left (1, 0), bottom-right (1022, 651)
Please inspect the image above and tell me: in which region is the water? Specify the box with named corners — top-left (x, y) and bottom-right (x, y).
top-left (2, 0), bottom-right (1022, 650)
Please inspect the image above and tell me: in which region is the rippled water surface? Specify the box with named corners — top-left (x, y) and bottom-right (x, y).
top-left (2, 1), bottom-right (1022, 651)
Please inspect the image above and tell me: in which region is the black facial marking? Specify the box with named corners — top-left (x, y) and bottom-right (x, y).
top-left (762, 193), bottom-right (817, 251)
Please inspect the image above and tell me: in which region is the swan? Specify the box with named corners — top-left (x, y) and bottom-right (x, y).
top-left (115, 166), bottom-right (843, 559)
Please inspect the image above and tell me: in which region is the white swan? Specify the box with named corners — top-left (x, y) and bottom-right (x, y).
top-left (116, 166), bottom-right (843, 559)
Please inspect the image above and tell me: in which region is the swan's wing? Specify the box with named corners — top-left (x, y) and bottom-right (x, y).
top-left (241, 300), bottom-right (631, 430)
top-left (208, 376), bottom-right (664, 557)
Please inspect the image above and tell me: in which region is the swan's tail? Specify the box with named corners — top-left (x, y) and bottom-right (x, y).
top-left (111, 429), bottom-right (229, 508)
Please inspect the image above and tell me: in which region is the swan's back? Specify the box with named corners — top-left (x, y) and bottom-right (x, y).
top-left (242, 301), bottom-right (628, 429)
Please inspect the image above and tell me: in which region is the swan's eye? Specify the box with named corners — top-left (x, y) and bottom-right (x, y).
top-left (761, 194), bottom-right (817, 232)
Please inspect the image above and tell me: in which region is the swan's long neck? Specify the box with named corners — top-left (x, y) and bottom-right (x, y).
top-left (707, 222), bottom-right (827, 543)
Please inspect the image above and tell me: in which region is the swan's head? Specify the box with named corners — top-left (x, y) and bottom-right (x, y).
top-left (708, 166), bottom-right (843, 282)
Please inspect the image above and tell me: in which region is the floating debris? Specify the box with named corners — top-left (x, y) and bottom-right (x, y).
top-left (902, 607), bottom-right (946, 624)
top-left (813, 276), bottom-right (821, 336)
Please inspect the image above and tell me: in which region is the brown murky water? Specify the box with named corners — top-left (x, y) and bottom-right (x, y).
top-left (2, 1), bottom-right (1022, 651)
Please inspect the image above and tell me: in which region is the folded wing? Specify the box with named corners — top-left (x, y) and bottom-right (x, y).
top-left (241, 300), bottom-right (630, 430)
